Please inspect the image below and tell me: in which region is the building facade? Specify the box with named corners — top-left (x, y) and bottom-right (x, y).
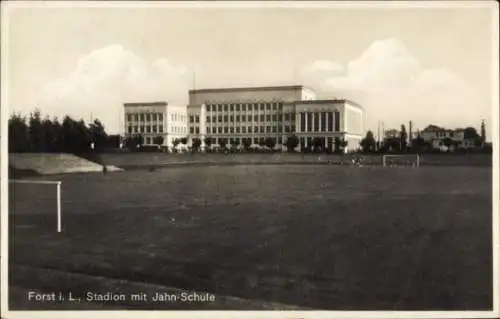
top-left (123, 85), bottom-right (365, 152)
top-left (123, 101), bottom-right (187, 147)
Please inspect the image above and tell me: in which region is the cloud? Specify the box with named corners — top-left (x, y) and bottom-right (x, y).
top-left (299, 38), bottom-right (486, 135)
top-left (37, 45), bottom-right (190, 133)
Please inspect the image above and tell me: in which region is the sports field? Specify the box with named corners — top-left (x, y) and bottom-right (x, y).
top-left (8, 164), bottom-right (493, 310)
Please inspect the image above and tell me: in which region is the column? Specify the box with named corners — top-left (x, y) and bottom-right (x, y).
top-left (319, 112), bottom-right (322, 132)
top-left (304, 112), bottom-right (308, 132)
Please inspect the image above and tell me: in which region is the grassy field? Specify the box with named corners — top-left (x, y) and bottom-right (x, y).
top-left (8, 164), bottom-right (493, 310)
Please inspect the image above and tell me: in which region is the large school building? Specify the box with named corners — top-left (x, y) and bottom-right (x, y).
top-left (123, 85), bottom-right (365, 152)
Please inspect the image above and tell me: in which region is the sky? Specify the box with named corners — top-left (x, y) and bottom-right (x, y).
top-left (3, 2), bottom-right (498, 140)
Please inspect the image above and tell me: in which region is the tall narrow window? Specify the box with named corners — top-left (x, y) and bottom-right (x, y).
top-left (334, 111), bottom-right (340, 132)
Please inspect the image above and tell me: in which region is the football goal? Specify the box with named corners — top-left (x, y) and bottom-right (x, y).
top-left (382, 154), bottom-right (421, 167)
top-left (9, 179), bottom-right (62, 232)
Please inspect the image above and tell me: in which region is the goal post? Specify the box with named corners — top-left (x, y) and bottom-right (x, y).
top-left (382, 154), bottom-right (421, 167)
top-left (9, 179), bottom-right (62, 232)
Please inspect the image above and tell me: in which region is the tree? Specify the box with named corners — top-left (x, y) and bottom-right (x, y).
top-left (192, 138), bottom-right (202, 151)
top-left (411, 133), bottom-right (426, 154)
top-left (464, 127), bottom-right (480, 140)
top-left (204, 137), bottom-right (213, 149)
top-left (334, 137), bottom-right (342, 154)
top-left (153, 135), bottom-right (164, 146)
top-left (360, 130), bottom-right (376, 153)
top-left (173, 138), bottom-right (180, 148)
top-left (220, 138), bottom-right (228, 150)
top-left (442, 137), bottom-right (453, 151)
top-left (28, 110), bottom-right (43, 152)
top-left (242, 138), bottom-right (252, 150)
top-left (480, 120), bottom-right (486, 146)
top-left (400, 124), bottom-right (408, 152)
top-left (285, 135), bottom-right (299, 152)
top-left (88, 119), bottom-right (108, 151)
top-left (309, 137), bottom-right (322, 153)
top-left (265, 137), bottom-right (276, 150)
top-left (8, 113), bottom-right (29, 153)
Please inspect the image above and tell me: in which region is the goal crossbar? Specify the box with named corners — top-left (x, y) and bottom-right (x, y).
top-left (9, 179), bottom-right (62, 232)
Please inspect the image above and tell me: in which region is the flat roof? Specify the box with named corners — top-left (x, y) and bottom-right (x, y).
top-left (296, 99), bottom-right (364, 111)
top-left (123, 101), bottom-right (167, 107)
top-left (189, 85), bottom-right (315, 94)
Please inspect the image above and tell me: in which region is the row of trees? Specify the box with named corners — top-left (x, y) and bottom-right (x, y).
top-left (8, 111), bottom-right (110, 153)
top-left (359, 124), bottom-right (488, 154)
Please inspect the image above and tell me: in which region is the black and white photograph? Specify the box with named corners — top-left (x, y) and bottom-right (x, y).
top-left (1, 1), bottom-right (499, 318)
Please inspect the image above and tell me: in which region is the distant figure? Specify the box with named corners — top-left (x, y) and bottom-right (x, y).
top-left (102, 165), bottom-right (107, 175)
top-left (90, 142), bottom-right (95, 152)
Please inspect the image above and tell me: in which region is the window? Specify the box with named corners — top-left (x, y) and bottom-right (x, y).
top-left (242, 104), bottom-right (246, 111)
top-left (285, 125), bottom-right (290, 133)
top-left (260, 126), bottom-right (265, 133)
top-left (230, 127), bottom-right (234, 133)
top-left (218, 115), bottom-right (222, 122)
top-left (153, 126), bottom-right (157, 133)
top-left (247, 126), bottom-right (252, 133)
top-left (273, 103), bottom-right (277, 110)
top-left (260, 115), bottom-right (265, 122)
top-left (224, 127), bottom-right (228, 133)
top-left (218, 127), bottom-right (222, 133)
top-left (212, 116), bottom-right (216, 122)
top-left (196, 116), bottom-right (200, 123)
top-left (146, 126), bottom-right (151, 133)
top-left (236, 115), bottom-right (240, 122)
top-left (314, 113), bottom-right (319, 132)
top-left (300, 113), bottom-right (306, 132)
top-left (277, 126), bottom-right (282, 133)
top-left (254, 126), bottom-right (258, 133)
top-left (291, 113), bottom-right (295, 121)
top-left (146, 114), bottom-right (151, 121)
top-left (224, 104), bottom-right (228, 112)
top-left (134, 114), bottom-right (139, 121)
top-left (159, 126), bottom-right (163, 133)
top-left (190, 127), bottom-right (194, 134)
top-left (127, 114), bottom-right (132, 121)
top-left (266, 115), bottom-right (271, 121)
top-left (241, 115), bottom-right (246, 122)
top-left (140, 114), bottom-right (145, 121)
top-left (267, 103), bottom-right (271, 110)
top-left (236, 104), bottom-right (240, 111)
top-left (242, 127), bottom-right (246, 133)
top-left (266, 126), bottom-right (271, 133)
top-left (196, 127), bottom-right (200, 134)
top-left (224, 115), bottom-right (228, 122)
top-left (213, 127), bottom-right (217, 133)
top-left (140, 125), bottom-right (144, 133)
top-left (291, 125), bottom-right (296, 132)
top-left (152, 113), bottom-right (157, 121)
top-left (159, 114), bottom-right (163, 121)
top-left (207, 116), bottom-right (211, 123)
top-left (260, 104), bottom-right (265, 111)
top-left (128, 126), bottom-right (132, 133)
top-left (285, 113), bottom-right (290, 121)
top-left (236, 127), bottom-right (240, 133)
top-left (334, 111), bottom-right (340, 131)
top-left (230, 116), bottom-right (234, 122)
top-left (327, 112), bottom-right (333, 132)
top-left (230, 104), bottom-right (234, 112)
top-left (218, 105), bottom-right (222, 112)
top-left (190, 116), bottom-right (194, 123)
top-left (321, 112), bottom-right (327, 132)
top-left (254, 115), bottom-right (258, 122)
